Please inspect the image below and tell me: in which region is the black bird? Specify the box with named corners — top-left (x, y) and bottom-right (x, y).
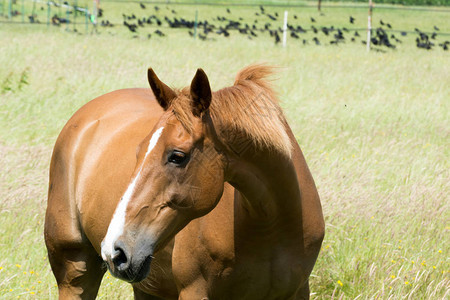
top-left (311, 17), bottom-right (316, 23)
top-left (291, 32), bottom-right (299, 39)
top-left (297, 26), bottom-right (306, 33)
top-left (313, 37), bottom-right (320, 45)
top-left (349, 16), bottom-right (355, 24)
top-left (154, 6), bottom-right (159, 11)
top-left (154, 29), bottom-right (165, 37)
top-left (354, 31), bottom-right (360, 37)
top-left (431, 32), bottom-right (437, 39)
top-left (267, 14), bottom-right (277, 21)
top-left (434, 25), bottom-right (439, 31)
top-left (401, 31), bottom-right (407, 36)
top-left (311, 26), bottom-right (318, 34)
top-left (171, 9), bottom-right (176, 14)
top-left (140, 3), bottom-right (145, 9)
top-left (123, 21), bottom-right (137, 32)
top-left (217, 27), bottom-right (230, 37)
top-left (386, 23), bottom-right (392, 29)
top-left (380, 20), bottom-right (385, 26)
top-left (275, 12), bottom-right (278, 17)
top-left (416, 38), bottom-right (432, 50)
top-left (274, 31), bottom-right (280, 44)
top-left (439, 41), bottom-right (449, 50)
top-left (373, 27), bottom-right (395, 48)
top-left (334, 29), bottom-right (344, 41)
top-left (51, 15), bottom-right (61, 26)
top-left (227, 8), bottom-right (230, 14)
top-left (419, 32), bottom-right (429, 41)
top-left (294, 15), bottom-right (297, 19)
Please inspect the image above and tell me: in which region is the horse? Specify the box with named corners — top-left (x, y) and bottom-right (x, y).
top-left (44, 65), bottom-right (325, 299)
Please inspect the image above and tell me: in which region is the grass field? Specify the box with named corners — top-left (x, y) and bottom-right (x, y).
top-left (0, 1), bottom-right (449, 299)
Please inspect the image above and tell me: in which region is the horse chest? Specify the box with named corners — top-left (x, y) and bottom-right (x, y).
top-left (208, 245), bottom-right (302, 299)
top-left (175, 222), bottom-right (303, 299)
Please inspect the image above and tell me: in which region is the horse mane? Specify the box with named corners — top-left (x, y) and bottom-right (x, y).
top-left (171, 64), bottom-right (292, 157)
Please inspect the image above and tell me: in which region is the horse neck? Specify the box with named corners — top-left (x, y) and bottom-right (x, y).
top-left (224, 135), bottom-right (303, 231)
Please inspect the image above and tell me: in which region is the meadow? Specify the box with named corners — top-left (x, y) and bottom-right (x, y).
top-left (0, 1), bottom-right (449, 299)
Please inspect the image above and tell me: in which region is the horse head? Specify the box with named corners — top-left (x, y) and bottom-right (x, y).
top-left (101, 68), bottom-right (226, 282)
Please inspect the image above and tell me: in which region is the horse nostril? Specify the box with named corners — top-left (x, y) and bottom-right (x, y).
top-left (112, 243), bottom-right (129, 271)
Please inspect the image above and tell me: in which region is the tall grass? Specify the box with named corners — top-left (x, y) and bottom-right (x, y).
top-left (0, 3), bottom-right (449, 299)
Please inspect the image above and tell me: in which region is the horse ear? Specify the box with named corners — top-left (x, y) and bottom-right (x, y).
top-left (190, 68), bottom-right (212, 117)
top-left (148, 68), bottom-right (177, 110)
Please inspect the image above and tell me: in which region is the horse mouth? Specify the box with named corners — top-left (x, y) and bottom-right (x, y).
top-left (108, 254), bottom-right (153, 283)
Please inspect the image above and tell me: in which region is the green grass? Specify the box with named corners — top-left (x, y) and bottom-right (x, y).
top-left (0, 2), bottom-right (449, 299)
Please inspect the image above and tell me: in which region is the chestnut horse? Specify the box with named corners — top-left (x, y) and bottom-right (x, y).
top-left (44, 65), bottom-right (324, 299)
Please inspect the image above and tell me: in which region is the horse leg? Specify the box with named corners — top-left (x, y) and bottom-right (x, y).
top-left (46, 242), bottom-right (106, 300)
top-left (132, 286), bottom-right (165, 300)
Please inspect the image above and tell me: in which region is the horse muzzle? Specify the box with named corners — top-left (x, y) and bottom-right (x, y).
top-left (101, 239), bottom-right (153, 283)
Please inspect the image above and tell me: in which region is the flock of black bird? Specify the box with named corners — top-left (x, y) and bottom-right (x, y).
top-left (113, 4), bottom-right (448, 51)
top-left (15, 2), bottom-right (450, 51)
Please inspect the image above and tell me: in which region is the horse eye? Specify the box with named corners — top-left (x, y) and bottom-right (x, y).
top-left (168, 150), bottom-right (188, 166)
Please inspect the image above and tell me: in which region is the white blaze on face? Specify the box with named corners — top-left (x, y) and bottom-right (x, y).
top-left (101, 127), bottom-right (164, 261)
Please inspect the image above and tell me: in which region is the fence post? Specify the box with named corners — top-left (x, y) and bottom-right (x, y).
top-left (47, 1), bottom-right (51, 27)
top-left (194, 10), bottom-right (198, 39)
top-left (31, 0), bottom-right (36, 20)
top-left (66, 4), bottom-right (69, 30)
top-left (282, 10), bottom-right (288, 47)
top-left (73, 0), bottom-right (77, 31)
top-left (85, 6), bottom-right (88, 33)
top-left (366, 0), bottom-right (373, 52)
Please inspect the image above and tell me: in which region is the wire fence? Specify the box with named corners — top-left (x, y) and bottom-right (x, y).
top-left (1, 0), bottom-right (449, 50)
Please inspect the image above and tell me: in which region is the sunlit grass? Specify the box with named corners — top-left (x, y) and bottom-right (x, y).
top-left (0, 2), bottom-right (449, 299)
